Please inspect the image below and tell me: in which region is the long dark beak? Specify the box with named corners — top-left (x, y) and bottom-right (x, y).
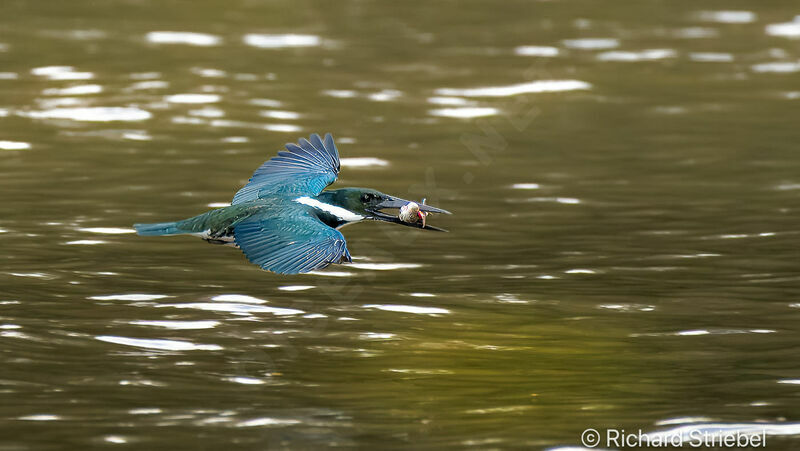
top-left (367, 196), bottom-right (451, 232)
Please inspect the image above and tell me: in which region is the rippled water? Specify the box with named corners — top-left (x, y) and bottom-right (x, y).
top-left (2, 1), bottom-right (800, 449)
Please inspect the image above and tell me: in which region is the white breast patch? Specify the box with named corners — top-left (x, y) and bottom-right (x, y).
top-left (294, 196), bottom-right (365, 222)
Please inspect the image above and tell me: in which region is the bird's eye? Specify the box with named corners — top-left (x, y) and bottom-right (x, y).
top-left (361, 193), bottom-right (372, 202)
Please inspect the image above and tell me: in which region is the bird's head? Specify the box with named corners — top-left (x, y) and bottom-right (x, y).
top-left (322, 188), bottom-right (451, 231)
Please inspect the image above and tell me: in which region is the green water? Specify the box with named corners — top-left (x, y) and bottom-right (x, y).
top-left (2, 1), bottom-right (800, 449)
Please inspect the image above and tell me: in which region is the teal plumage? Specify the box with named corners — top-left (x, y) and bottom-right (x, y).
top-left (134, 133), bottom-right (450, 274)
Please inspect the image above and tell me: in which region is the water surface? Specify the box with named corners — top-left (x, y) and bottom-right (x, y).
top-left (1, 0), bottom-right (800, 449)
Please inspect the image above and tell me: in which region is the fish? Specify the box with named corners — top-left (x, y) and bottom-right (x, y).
top-left (398, 198), bottom-right (429, 228)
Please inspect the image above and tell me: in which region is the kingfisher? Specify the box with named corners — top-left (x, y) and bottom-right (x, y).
top-left (134, 133), bottom-right (450, 274)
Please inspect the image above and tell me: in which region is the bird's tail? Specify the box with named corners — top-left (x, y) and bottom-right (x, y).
top-left (133, 221), bottom-right (187, 236)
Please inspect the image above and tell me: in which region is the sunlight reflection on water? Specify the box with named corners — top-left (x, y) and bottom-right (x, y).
top-left (2, 1), bottom-right (800, 448)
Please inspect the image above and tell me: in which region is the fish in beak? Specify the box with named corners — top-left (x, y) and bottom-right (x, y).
top-left (367, 196), bottom-right (451, 231)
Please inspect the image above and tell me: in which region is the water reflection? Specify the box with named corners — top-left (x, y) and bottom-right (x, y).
top-left (766, 16), bottom-right (800, 38)
top-left (435, 80), bottom-right (591, 97)
top-left (146, 31), bottom-right (222, 46)
top-left (164, 93), bottom-right (221, 104)
top-left (243, 34), bottom-right (321, 49)
top-left (429, 107), bottom-right (499, 119)
top-left (129, 320), bottom-right (220, 330)
top-left (363, 304), bottom-right (450, 315)
top-left (646, 421), bottom-right (800, 443)
top-left (2, 0), bottom-right (800, 448)
top-left (0, 140), bottom-right (31, 150)
top-left (514, 46), bottom-right (560, 57)
top-left (596, 49), bottom-right (676, 62)
top-left (31, 66), bottom-right (94, 80)
top-left (696, 10), bottom-right (756, 24)
top-left (562, 38), bottom-right (619, 50)
top-left (96, 335), bottom-right (223, 351)
top-left (160, 302), bottom-right (305, 316)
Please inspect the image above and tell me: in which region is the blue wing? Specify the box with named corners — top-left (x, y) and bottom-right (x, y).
top-left (232, 133), bottom-right (340, 204)
top-left (233, 207), bottom-right (352, 275)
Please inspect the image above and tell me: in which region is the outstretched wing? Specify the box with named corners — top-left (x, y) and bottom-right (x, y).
top-left (233, 207), bottom-right (352, 275)
top-left (232, 133), bottom-right (340, 204)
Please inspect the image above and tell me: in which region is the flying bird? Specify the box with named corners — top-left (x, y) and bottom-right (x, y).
top-left (134, 133), bottom-right (450, 274)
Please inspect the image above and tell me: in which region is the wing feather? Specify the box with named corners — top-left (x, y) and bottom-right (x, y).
top-left (234, 207), bottom-right (351, 275)
top-left (232, 133), bottom-right (340, 204)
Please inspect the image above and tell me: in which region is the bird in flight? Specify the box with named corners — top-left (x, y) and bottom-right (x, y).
top-left (134, 133), bottom-right (450, 274)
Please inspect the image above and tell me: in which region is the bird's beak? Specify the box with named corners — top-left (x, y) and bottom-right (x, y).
top-left (367, 196), bottom-right (451, 232)
top-left (376, 197), bottom-right (451, 215)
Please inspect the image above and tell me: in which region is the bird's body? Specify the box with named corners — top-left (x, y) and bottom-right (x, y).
top-left (134, 133), bottom-right (449, 274)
